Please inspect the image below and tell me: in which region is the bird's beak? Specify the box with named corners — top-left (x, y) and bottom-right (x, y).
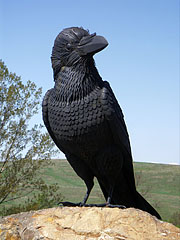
top-left (77, 34), bottom-right (108, 56)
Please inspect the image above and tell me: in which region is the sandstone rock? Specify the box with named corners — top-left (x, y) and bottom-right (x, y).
top-left (0, 207), bottom-right (179, 240)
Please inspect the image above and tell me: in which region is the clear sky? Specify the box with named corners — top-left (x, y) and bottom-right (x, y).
top-left (0, 0), bottom-right (179, 164)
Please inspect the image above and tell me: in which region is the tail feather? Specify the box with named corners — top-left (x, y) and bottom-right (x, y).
top-left (97, 174), bottom-right (161, 220)
top-left (134, 191), bottom-right (161, 219)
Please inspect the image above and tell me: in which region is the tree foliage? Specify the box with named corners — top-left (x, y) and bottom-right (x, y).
top-left (0, 60), bottom-right (63, 215)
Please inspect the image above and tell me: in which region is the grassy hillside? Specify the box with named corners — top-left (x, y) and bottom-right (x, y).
top-left (41, 159), bottom-right (180, 223)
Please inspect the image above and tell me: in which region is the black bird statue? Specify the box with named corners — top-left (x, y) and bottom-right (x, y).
top-left (42, 27), bottom-right (161, 219)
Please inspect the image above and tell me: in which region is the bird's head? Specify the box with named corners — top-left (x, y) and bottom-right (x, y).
top-left (51, 27), bottom-right (108, 78)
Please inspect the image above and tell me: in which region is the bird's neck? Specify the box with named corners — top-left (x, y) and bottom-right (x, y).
top-left (54, 59), bottom-right (103, 103)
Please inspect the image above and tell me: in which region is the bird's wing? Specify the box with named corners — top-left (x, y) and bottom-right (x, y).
top-left (42, 89), bottom-right (65, 153)
top-left (100, 82), bottom-right (161, 219)
top-left (100, 81), bottom-right (136, 189)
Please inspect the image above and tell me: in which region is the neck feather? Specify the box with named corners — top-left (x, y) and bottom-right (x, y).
top-left (54, 59), bottom-right (103, 103)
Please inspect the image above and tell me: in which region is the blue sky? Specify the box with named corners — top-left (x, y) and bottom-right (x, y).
top-left (1, 0), bottom-right (179, 164)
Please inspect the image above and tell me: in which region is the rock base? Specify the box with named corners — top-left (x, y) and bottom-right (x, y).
top-left (0, 207), bottom-right (179, 239)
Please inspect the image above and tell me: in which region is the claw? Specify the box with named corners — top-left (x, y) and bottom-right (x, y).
top-left (106, 204), bottom-right (126, 209)
top-left (58, 201), bottom-right (81, 207)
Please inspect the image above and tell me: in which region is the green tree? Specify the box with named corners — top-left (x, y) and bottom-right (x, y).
top-left (0, 60), bottom-right (63, 216)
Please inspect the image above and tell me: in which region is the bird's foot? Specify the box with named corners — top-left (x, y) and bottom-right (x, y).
top-left (83, 203), bottom-right (126, 208)
top-left (88, 203), bottom-right (126, 208)
top-left (106, 204), bottom-right (126, 209)
top-left (58, 201), bottom-right (101, 207)
top-left (58, 201), bottom-right (126, 209)
top-left (58, 201), bottom-right (82, 207)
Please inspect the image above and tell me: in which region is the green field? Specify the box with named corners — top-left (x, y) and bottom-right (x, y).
top-left (41, 159), bottom-right (180, 223)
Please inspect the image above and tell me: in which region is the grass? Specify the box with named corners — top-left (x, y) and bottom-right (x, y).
top-left (133, 162), bottom-right (180, 222)
top-left (40, 159), bottom-right (180, 223)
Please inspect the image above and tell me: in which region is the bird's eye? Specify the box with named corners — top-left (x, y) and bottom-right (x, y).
top-left (66, 43), bottom-right (72, 50)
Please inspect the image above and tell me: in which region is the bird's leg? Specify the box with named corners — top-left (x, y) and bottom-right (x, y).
top-left (84, 186), bottom-right (126, 208)
top-left (59, 180), bottom-right (94, 207)
top-left (106, 186), bottom-right (126, 209)
top-left (79, 183), bottom-right (93, 206)
top-left (106, 186), bottom-right (113, 205)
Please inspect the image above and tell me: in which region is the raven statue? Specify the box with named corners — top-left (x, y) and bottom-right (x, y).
top-left (42, 27), bottom-right (161, 219)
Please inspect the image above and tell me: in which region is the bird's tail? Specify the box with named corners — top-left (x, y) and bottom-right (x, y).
top-left (133, 190), bottom-right (161, 219)
top-left (97, 175), bottom-right (161, 220)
